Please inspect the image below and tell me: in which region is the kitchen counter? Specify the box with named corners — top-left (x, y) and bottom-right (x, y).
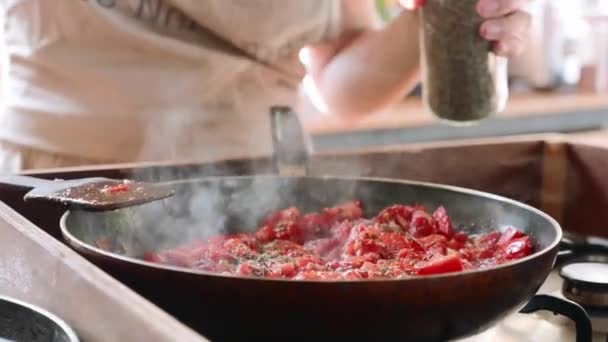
top-left (305, 92), bottom-right (608, 152)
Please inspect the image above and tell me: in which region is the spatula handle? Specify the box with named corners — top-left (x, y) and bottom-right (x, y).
top-left (0, 175), bottom-right (54, 189)
top-left (270, 106), bottom-right (311, 176)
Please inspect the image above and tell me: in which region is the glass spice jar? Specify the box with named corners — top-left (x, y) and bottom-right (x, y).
top-left (419, 0), bottom-right (509, 124)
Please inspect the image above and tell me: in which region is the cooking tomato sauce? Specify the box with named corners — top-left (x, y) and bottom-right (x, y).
top-left (142, 202), bottom-right (533, 280)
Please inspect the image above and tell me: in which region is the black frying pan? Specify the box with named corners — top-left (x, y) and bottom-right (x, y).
top-left (56, 107), bottom-right (590, 341)
top-left (59, 175), bottom-right (565, 341)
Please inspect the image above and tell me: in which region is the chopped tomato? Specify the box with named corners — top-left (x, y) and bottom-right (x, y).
top-left (143, 252), bottom-right (163, 263)
top-left (418, 234), bottom-right (448, 256)
top-left (411, 209), bottom-right (436, 237)
top-left (342, 256), bottom-right (366, 269)
top-left (408, 238), bottom-right (426, 253)
top-left (497, 226), bottom-right (524, 247)
top-left (269, 263), bottom-right (296, 277)
top-left (255, 225), bottom-right (276, 243)
top-left (502, 236), bottom-right (533, 260)
top-left (432, 206), bottom-right (455, 238)
top-left (299, 213), bottom-right (330, 236)
top-left (303, 237), bottom-right (340, 257)
top-left (142, 202), bottom-right (534, 280)
top-left (375, 204), bottom-right (419, 231)
top-left (236, 263), bottom-right (256, 276)
top-left (468, 231), bottom-right (500, 258)
top-left (416, 254), bottom-right (464, 275)
top-left (381, 232), bottom-right (410, 255)
top-left (418, 234), bottom-right (448, 248)
top-left (322, 201), bottom-right (363, 223)
top-left (447, 233), bottom-right (468, 250)
top-left (105, 183), bottom-right (130, 194)
top-left (295, 255), bottom-right (322, 269)
top-left (261, 207), bottom-right (300, 227)
top-left (330, 221), bottom-right (354, 240)
top-left (162, 250), bottom-right (193, 267)
top-left (476, 231), bottom-right (500, 248)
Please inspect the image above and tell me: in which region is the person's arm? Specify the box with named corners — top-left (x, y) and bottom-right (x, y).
top-left (302, 2), bottom-right (419, 118)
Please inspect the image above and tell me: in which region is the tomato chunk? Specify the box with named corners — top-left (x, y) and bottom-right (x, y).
top-left (255, 225), bottom-right (276, 243)
top-left (104, 183), bottom-right (130, 194)
top-left (432, 206), bottom-right (454, 238)
top-left (143, 252), bottom-right (163, 263)
top-left (416, 254), bottom-right (464, 275)
top-left (410, 209), bottom-right (436, 237)
top-left (375, 204), bottom-right (419, 231)
top-left (502, 236), bottom-right (533, 260)
top-left (497, 226), bottom-right (524, 247)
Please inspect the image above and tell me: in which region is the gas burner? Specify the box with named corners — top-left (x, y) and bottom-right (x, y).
top-left (561, 262), bottom-right (608, 309)
top-left (557, 232), bottom-right (608, 267)
top-left (558, 260), bottom-right (608, 334)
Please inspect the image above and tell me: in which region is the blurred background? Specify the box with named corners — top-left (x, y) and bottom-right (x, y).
top-left (304, 0), bottom-right (608, 152)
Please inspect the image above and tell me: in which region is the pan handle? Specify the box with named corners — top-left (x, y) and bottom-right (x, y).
top-left (519, 294), bottom-right (592, 342)
top-left (269, 106), bottom-right (312, 176)
top-left (0, 175), bottom-right (55, 189)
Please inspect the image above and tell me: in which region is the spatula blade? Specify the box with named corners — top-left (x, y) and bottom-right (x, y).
top-left (24, 178), bottom-right (174, 211)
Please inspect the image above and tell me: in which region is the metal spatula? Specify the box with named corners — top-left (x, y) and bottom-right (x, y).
top-left (0, 175), bottom-right (174, 211)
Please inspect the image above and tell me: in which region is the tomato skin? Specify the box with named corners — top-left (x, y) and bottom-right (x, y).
top-left (381, 233), bottom-right (410, 256)
top-left (162, 250), bottom-right (192, 267)
top-left (343, 256), bottom-right (365, 268)
top-left (470, 231), bottom-right (501, 258)
top-left (447, 233), bottom-right (468, 250)
top-left (418, 234), bottom-right (448, 256)
top-left (331, 221), bottom-right (354, 240)
top-left (416, 254), bottom-right (464, 275)
top-left (143, 252), bottom-right (163, 263)
top-left (274, 221), bottom-right (304, 242)
top-left (303, 237), bottom-right (340, 257)
top-left (276, 263), bottom-right (296, 277)
top-left (296, 256), bottom-right (322, 269)
top-left (106, 183), bottom-right (130, 194)
top-left (432, 206), bottom-right (454, 238)
top-left (255, 225), bottom-right (276, 243)
top-left (502, 236), bottom-right (533, 260)
top-left (418, 234), bottom-right (448, 248)
top-left (236, 263), bottom-right (257, 276)
top-left (408, 238), bottom-right (425, 253)
top-left (497, 226), bottom-right (524, 247)
top-left (375, 205), bottom-right (418, 231)
top-left (351, 238), bottom-right (386, 257)
top-left (411, 209), bottom-right (436, 237)
top-left (323, 201), bottom-right (363, 223)
top-left (258, 207), bottom-right (304, 243)
top-left (261, 207), bottom-right (300, 227)
top-left (476, 231), bottom-right (500, 248)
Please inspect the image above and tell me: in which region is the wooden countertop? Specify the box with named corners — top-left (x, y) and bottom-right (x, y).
top-left (303, 91), bottom-right (608, 135)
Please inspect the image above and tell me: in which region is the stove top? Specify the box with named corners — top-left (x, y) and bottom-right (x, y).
top-left (458, 233), bottom-right (608, 342)
top-left (457, 272), bottom-right (606, 342)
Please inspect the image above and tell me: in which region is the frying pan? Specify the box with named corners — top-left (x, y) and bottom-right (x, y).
top-left (0, 295), bottom-right (79, 342)
top-left (57, 108), bottom-right (590, 341)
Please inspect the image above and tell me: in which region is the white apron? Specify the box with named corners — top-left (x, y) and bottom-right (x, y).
top-left (0, 0), bottom-right (345, 170)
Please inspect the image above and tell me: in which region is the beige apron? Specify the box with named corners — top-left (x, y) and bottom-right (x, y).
top-left (0, 0), bottom-right (349, 173)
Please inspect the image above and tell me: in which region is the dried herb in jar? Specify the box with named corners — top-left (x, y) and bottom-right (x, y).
top-left (420, 0), bottom-right (505, 122)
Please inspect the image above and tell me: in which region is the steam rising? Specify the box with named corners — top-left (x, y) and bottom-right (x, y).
top-left (72, 65), bottom-right (538, 258)
top-left (102, 70), bottom-right (317, 253)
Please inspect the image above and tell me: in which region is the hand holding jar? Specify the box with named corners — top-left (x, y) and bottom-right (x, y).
top-left (400, 0), bottom-right (532, 122)
top-left (400, 0), bottom-right (532, 57)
